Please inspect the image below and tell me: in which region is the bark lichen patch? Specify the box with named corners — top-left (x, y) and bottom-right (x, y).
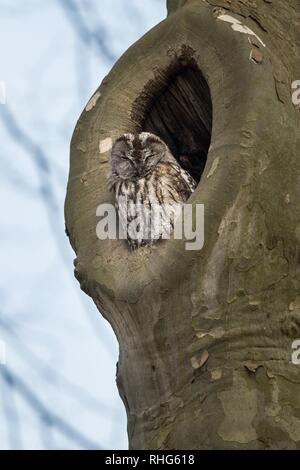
top-left (217, 371), bottom-right (258, 443)
top-left (85, 91), bottom-right (101, 112)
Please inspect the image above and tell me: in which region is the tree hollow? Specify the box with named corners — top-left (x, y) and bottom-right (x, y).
top-left (142, 64), bottom-right (212, 182)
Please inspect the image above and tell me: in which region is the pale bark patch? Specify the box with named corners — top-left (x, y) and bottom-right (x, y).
top-left (218, 371), bottom-right (258, 443)
top-left (85, 91), bottom-right (101, 111)
top-left (99, 137), bottom-right (113, 154)
top-left (217, 14), bottom-right (266, 47)
top-left (211, 369), bottom-right (223, 381)
top-left (207, 157), bottom-right (219, 178)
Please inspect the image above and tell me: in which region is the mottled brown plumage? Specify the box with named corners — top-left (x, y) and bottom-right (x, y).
top-left (108, 132), bottom-right (196, 249)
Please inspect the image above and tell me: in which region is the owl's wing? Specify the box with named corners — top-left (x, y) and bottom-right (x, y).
top-left (107, 170), bottom-right (118, 192)
top-left (178, 166), bottom-right (197, 193)
top-left (155, 163), bottom-right (196, 203)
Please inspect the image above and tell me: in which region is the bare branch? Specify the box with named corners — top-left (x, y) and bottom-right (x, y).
top-left (58, 0), bottom-right (116, 63)
top-left (0, 316), bottom-right (119, 418)
top-left (0, 106), bottom-right (115, 358)
top-left (0, 367), bottom-right (102, 450)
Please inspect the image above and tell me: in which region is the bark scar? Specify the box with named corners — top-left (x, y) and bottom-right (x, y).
top-left (217, 13), bottom-right (266, 47)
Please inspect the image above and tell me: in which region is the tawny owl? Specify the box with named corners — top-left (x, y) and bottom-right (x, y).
top-left (108, 132), bottom-right (196, 249)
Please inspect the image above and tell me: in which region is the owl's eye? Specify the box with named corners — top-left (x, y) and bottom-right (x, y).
top-left (145, 153), bottom-right (155, 161)
top-left (120, 155), bottom-right (135, 165)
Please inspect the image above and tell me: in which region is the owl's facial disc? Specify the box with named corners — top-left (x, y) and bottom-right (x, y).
top-left (140, 148), bottom-right (161, 174)
top-left (110, 134), bottom-right (136, 179)
top-left (111, 132), bottom-right (173, 181)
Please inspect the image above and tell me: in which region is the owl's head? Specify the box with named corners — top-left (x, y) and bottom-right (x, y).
top-left (108, 132), bottom-right (176, 187)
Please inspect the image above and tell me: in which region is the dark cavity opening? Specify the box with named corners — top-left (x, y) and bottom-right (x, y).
top-left (140, 62), bottom-right (212, 183)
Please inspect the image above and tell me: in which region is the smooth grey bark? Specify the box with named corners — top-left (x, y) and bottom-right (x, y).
top-left (65, 0), bottom-right (300, 449)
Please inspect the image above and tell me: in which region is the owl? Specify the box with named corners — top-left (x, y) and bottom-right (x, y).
top-left (108, 132), bottom-right (196, 249)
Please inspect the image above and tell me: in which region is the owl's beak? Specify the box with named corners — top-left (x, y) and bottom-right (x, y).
top-left (136, 165), bottom-right (145, 177)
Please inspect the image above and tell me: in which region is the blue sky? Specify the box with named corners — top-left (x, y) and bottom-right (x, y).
top-left (0, 0), bottom-right (166, 450)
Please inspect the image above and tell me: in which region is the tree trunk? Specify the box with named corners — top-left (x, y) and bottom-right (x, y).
top-left (65, 0), bottom-right (300, 449)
